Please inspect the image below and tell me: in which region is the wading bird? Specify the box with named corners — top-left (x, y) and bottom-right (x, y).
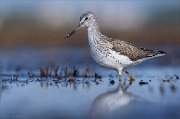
top-left (65, 11), bottom-right (166, 81)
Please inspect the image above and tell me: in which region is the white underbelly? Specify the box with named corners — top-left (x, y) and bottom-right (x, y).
top-left (90, 46), bottom-right (133, 70)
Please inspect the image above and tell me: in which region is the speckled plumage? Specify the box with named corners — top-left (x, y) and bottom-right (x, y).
top-left (65, 11), bottom-right (166, 77)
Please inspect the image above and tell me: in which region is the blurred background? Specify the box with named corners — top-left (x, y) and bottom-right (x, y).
top-left (0, 0), bottom-right (180, 49)
top-left (1, 2), bottom-right (180, 119)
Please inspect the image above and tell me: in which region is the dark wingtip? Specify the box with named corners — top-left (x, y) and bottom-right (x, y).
top-left (158, 51), bottom-right (166, 55)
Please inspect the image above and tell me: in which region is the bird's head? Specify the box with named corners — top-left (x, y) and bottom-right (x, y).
top-left (65, 11), bottom-right (98, 39)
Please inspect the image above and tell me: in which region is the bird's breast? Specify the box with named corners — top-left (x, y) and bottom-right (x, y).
top-left (88, 33), bottom-right (118, 69)
top-left (88, 34), bottom-right (109, 62)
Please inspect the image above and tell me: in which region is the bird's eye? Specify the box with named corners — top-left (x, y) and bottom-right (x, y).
top-left (85, 17), bottom-right (88, 20)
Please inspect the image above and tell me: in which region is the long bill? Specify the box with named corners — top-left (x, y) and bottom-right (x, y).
top-left (65, 25), bottom-right (81, 39)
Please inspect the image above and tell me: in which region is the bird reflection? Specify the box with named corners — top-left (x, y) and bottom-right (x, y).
top-left (90, 80), bottom-right (136, 119)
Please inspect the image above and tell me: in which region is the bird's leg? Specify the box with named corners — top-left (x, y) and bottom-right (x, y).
top-left (125, 71), bottom-right (135, 85)
top-left (118, 74), bottom-right (124, 89)
top-left (118, 68), bottom-right (123, 82)
top-left (118, 74), bottom-right (122, 81)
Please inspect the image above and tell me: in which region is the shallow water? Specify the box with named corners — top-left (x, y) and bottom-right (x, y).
top-left (0, 48), bottom-right (180, 119)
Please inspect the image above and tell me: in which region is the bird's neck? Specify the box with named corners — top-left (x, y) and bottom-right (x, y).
top-left (87, 24), bottom-right (101, 40)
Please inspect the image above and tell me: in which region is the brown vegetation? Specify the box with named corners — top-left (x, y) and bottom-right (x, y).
top-left (1, 25), bottom-right (180, 48)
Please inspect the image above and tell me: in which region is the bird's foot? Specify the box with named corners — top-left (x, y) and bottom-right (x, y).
top-left (125, 71), bottom-right (135, 85)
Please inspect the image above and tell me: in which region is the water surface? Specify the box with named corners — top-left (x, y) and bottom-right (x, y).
top-left (0, 48), bottom-right (180, 119)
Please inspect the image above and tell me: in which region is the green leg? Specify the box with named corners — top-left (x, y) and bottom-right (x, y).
top-left (117, 68), bottom-right (123, 87)
top-left (125, 71), bottom-right (135, 80)
top-left (118, 74), bottom-right (124, 89)
top-left (125, 71), bottom-right (135, 85)
top-left (118, 74), bottom-right (122, 82)
top-left (118, 69), bottom-right (122, 82)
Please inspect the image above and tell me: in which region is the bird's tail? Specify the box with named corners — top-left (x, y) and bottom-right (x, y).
top-left (138, 49), bottom-right (166, 62)
top-left (140, 48), bottom-right (166, 58)
top-left (154, 51), bottom-right (166, 57)
top-left (140, 50), bottom-right (166, 62)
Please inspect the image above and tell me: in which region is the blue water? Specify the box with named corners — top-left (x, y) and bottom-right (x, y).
top-left (0, 48), bottom-right (180, 119)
